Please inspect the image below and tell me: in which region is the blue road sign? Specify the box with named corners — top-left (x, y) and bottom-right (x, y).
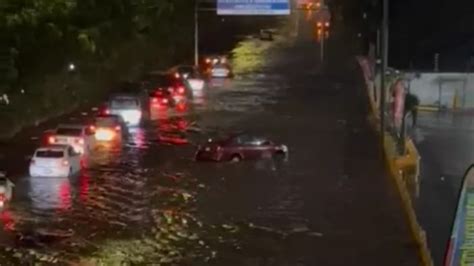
top-left (217, 0), bottom-right (291, 15)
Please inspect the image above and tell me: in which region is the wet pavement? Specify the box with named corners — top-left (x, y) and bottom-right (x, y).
top-left (0, 10), bottom-right (420, 265)
top-left (413, 112), bottom-right (474, 265)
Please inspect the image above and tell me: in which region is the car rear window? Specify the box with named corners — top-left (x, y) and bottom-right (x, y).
top-left (110, 98), bottom-right (139, 109)
top-left (36, 150), bottom-right (64, 158)
top-left (96, 118), bottom-right (116, 127)
top-left (56, 128), bottom-right (82, 136)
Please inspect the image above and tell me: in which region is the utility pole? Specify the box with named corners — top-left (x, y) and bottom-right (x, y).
top-left (194, 0), bottom-right (199, 66)
top-left (380, 0), bottom-right (389, 143)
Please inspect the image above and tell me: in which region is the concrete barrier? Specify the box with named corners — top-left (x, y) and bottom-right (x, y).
top-left (357, 56), bottom-right (434, 266)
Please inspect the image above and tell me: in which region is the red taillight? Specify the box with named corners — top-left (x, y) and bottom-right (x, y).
top-left (152, 97), bottom-right (158, 103)
top-left (62, 159), bottom-right (69, 166)
top-left (89, 125), bottom-right (96, 133)
top-left (216, 146), bottom-right (222, 151)
top-left (115, 125), bottom-right (121, 131)
top-left (162, 98), bottom-right (169, 104)
top-left (76, 138), bottom-right (84, 145)
top-left (48, 136), bottom-right (56, 144)
top-left (0, 194), bottom-right (6, 202)
top-left (174, 73), bottom-right (180, 79)
top-left (104, 109), bottom-right (110, 115)
top-left (177, 86), bottom-right (185, 94)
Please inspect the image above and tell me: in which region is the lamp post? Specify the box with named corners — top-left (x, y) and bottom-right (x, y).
top-left (380, 0), bottom-right (389, 143)
top-left (194, 0), bottom-right (199, 66)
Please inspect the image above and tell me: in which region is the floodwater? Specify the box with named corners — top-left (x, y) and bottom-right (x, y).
top-left (0, 10), bottom-right (420, 265)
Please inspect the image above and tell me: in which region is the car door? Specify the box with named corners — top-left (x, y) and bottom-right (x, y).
top-left (254, 139), bottom-right (275, 159)
top-left (237, 135), bottom-right (261, 159)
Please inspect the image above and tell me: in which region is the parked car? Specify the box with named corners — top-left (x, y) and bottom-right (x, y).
top-left (93, 114), bottom-right (128, 143)
top-left (29, 145), bottom-right (82, 177)
top-left (195, 133), bottom-right (288, 162)
top-left (48, 124), bottom-right (96, 154)
top-left (105, 94), bottom-right (143, 126)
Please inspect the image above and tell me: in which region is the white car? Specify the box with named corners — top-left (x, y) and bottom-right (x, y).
top-left (171, 65), bottom-right (205, 91)
top-left (29, 145), bottom-right (81, 177)
top-left (107, 95), bottom-right (143, 126)
top-left (211, 64), bottom-right (232, 78)
top-left (49, 124), bottom-right (96, 154)
top-left (0, 173), bottom-right (14, 208)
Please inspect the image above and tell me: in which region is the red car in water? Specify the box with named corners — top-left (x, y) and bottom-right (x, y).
top-left (195, 133), bottom-right (288, 162)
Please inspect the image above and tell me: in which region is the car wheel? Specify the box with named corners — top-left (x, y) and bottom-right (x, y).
top-left (230, 154), bottom-right (242, 163)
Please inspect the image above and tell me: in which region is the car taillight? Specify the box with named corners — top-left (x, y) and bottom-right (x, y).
top-left (76, 138), bottom-right (84, 145)
top-left (62, 159), bottom-right (69, 166)
top-left (177, 86), bottom-right (185, 94)
top-left (0, 194), bottom-right (6, 202)
top-left (104, 109), bottom-right (110, 115)
top-left (115, 125), bottom-right (121, 131)
top-left (216, 146), bottom-right (222, 151)
top-left (162, 98), bottom-right (169, 104)
top-left (89, 125), bottom-right (96, 133)
top-left (48, 136), bottom-right (56, 144)
top-left (152, 97), bottom-right (158, 103)
top-left (174, 73), bottom-right (180, 79)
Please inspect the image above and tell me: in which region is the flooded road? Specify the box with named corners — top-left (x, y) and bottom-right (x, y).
top-left (0, 11), bottom-right (420, 265)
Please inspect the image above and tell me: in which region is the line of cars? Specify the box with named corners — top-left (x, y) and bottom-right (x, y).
top-left (28, 60), bottom-right (234, 178)
top-left (1, 54), bottom-right (288, 208)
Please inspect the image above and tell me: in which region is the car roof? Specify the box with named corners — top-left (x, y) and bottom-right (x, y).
top-left (57, 124), bottom-right (84, 129)
top-left (36, 144), bottom-right (70, 151)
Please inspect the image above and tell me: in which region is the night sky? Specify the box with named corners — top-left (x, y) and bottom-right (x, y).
top-left (388, 0), bottom-right (474, 71)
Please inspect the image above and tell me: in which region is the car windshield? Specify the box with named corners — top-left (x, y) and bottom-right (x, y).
top-left (36, 150), bottom-right (64, 158)
top-left (56, 128), bottom-right (82, 136)
top-left (110, 98), bottom-right (139, 109)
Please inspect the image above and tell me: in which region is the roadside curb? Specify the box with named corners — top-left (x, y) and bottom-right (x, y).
top-left (383, 135), bottom-right (433, 266)
top-left (356, 56), bottom-right (433, 266)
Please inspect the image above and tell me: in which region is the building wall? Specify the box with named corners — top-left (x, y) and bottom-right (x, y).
top-left (406, 72), bottom-right (474, 109)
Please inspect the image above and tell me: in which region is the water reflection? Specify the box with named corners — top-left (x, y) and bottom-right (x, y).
top-left (28, 177), bottom-right (72, 213)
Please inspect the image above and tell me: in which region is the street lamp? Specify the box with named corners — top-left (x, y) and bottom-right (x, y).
top-left (380, 0), bottom-right (389, 143)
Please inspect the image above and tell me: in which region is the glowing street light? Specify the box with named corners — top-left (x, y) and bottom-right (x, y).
top-left (68, 63), bottom-right (76, 72)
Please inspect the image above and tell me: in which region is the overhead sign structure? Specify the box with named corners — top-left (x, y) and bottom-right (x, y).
top-left (217, 0), bottom-right (291, 15)
top-left (445, 165), bottom-right (474, 266)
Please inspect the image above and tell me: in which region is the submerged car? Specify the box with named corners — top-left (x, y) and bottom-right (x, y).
top-left (201, 55), bottom-right (233, 78)
top-left (195, 133), bottom-right (288, 162)
top-left (259, 29), bottom-right (274, 41)
top-left (210, 63), bottom-right (233, 78)
top-left (48, 124), bottom-right (96, 154)
top-left (106, 94), bottom-right (143, 126)
top-left (142, 71), bottom-right (192, 102)
top-left (29, 145), bottom-right (82, 177)
top-left (170, 65), bottom-right (205, 91)
top-left (93, 114), bottom-right (128, 142)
